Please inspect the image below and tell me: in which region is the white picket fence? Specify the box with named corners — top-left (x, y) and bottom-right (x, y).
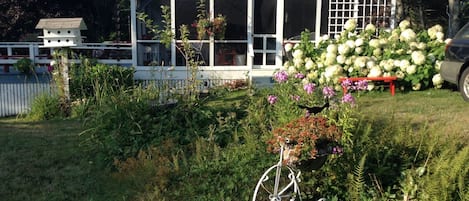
top-left (0, 78), bottom-right (52, 117)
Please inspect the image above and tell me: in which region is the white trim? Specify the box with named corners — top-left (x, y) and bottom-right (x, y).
top-left (171, 0), bottom-right (176, 66)
top-left (390, 0), bottom-right (397, 29)
top-left (315, 0), bottom-right (322, 42)
top-left (275, 0), bottom-right (284, 68)
top-left (130, 0), bottom-right (137, 67)
top-left (247, 0), bottom-right (254, 84)
top-left (209, 0), bottom-right (215, 67)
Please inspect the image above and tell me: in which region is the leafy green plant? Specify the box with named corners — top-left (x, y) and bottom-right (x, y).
top-left (415, 146), bottom-right (469, 200)
top-left (80, 86), bottom-right (158, 166)
top-left (13, 58), bottom-right (34, 74)
top-left (70, 62), bottom-right (135, 100)
top-left (26, 93), bottom-right (64, 120)
top-left (284, 19), bottom-right (446, 91)
top-left (347, 154), bottom-right (367, 201)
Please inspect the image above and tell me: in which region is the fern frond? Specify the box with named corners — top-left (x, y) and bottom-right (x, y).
top-left (348, 154), bottom-right (367, 201)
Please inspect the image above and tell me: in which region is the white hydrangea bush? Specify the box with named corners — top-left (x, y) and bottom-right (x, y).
top-left (283, 19), bottom-right (447, 91)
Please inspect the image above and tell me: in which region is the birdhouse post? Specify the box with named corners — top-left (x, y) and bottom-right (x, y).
top-left (36, 18), bottom-right (87, 114)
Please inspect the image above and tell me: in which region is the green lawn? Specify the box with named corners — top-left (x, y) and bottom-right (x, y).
top-left (357, 88), bottom-right (469, 142)
top-left (0, 88), bottom-right (467, 201)
top-left (0, 119), bottom-right (131, 201)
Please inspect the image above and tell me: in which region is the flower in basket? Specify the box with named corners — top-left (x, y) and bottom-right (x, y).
top-left (267, 115), bottom-right (343, 167)
top-left (193, 18), bottom-right (212, 40)
top-left (192, 14), bottom-right (227, 40)
top-left (212, 14), bottom-right (226, 39)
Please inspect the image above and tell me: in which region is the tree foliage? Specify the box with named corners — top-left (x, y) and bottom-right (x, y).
top-left (0, 0), bottom-right (129, 42)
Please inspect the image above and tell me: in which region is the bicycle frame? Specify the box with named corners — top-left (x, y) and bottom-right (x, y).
top-left (252, 145), bottom-right (302, 201)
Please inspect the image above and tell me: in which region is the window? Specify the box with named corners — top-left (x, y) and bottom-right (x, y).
top-left (215, 0), bottom-right (247, 40)
top-left (175, 0), bottom-right (199, 39)
top-left (284, 0), bottom-right (316, 39)
top-left (254, 0), bottom-right (276, 34)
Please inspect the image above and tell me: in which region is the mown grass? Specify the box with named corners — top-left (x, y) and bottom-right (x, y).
top-left (357, 88), bottom-right (469, 143)
top-left (0, 118), bottom-right (132, 201)
top-left (0, 88), bottom-right (467, 201)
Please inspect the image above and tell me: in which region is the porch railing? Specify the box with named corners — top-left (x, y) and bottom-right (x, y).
top-left (0, 42), bottom-right (133, 74)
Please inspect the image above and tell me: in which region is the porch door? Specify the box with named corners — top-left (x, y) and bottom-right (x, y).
top-left (251, 0), bottom-right (283, 69)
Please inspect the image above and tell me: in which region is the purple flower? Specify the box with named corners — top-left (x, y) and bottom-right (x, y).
top-left (274, 71), bottom-right (289, 83)
top-left (341, 79), bottom-right (353, 90)
top-left (332, 146), bottom-right (343, 155)
top-left (291, 95), bottom-right (300, 101)
top-left (354, 80), bottom-right (368, 91)
top-left (303, 83), bottom-right (316, 94)
top-left (47, 65), bottom-right (54, 72)
top-left (341, 93), bottom-right (355, 104)
top-left (267, 95), bottom-right (278, 104)
top-left (295, 73), bottom-right (305, 79)
top-left (322, 86), bottom-right (336, 99)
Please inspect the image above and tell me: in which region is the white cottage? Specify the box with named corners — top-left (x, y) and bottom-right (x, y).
top-left (35, 18), bottom-right (87, 47)
top-left (129, 0), bottom-right (397, 84)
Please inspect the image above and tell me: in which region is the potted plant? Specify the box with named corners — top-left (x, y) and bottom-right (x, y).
top-left (192, 0), bottom-right (226, 40)
top-left (212, 14), bottom-right (226, 40)
top-left (267, 115), bottom-right (343, 170)
top-left (13, 58), bottom-right (34, 74)
top-left (193, 15), bottom-right (226, 40)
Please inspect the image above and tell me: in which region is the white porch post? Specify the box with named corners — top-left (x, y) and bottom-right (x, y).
top-left (275, 0), bottom-right (284, 68)
top-left (247, 0), bottom-right (254, 83)
top-left (390, 0), bottom-right (397, 29)
top-left (315, 0), bottom-right (322, 42)
top-left (130, 0), bottom-right (137, 67)
top-left (209, 0), bottom-right (215, 67)
top-left (171, 0), bottom-right (176, 67)
top-left (29, 44), bottom-right (35, 62)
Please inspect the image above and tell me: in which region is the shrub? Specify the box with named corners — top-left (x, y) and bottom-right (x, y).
top-left (70, 61), bottom-right (135, 100)
top-left (80, 87), bottom-right (158, 166)
top-left (13, 58), bottom-right (34, 74)
top-left (26, 93), bottom-right (64, 120)
top-left (284, 19), bottom-right (446, 91)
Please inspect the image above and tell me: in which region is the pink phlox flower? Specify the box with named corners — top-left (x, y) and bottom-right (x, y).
top-left (332, 146), bottom-right (343, 155)
top-left (295, 73), bottom-right (305, 79)
top-left (322, 86), bottom-right (336, 99)
top-left (291, 95), bottom-right (300, 101)
top-left (341, 79), bottom-right (353, 90)
top-left (47, 65), bottom-right (54, 72)
top-left (274, 71), bottom-right (289, 83)
top-left (303, 83), bottom-right (316, 94)
top-left (341, 93), bottom-right (355, 104)
top-left (267, 95), bottom-right (278, 104)
top-left (354, 80), bottom-right (368, 91)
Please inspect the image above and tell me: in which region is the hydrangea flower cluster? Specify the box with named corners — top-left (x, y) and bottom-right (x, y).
top-left (283, 19), bottom-right (447, 91)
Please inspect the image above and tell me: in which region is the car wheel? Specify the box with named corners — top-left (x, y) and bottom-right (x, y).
top-left (459, 68), bottom-right (469, 101)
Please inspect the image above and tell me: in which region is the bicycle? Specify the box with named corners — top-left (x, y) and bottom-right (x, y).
top-left (252, 104), bottom-right (335, 201)
top-left (252, 143), bottom-right (302, 201)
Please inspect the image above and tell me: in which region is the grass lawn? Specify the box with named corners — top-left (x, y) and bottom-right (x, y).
top-left (0, 119), bottom-right (131, 201)
top-left (0, 88), bottom-right (467, 201)
top-left (357, 88), bottom-right (469, 143)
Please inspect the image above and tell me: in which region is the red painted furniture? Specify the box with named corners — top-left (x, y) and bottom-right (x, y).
top-left (339, 76), bottom-right (398, 96)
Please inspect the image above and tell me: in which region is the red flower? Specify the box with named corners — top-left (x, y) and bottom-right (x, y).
top-left (267, 116), bottom-right (342, 164)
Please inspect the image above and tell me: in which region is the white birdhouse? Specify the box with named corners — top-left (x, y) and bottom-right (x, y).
top-left (35, 18), bottom-right (87, 47)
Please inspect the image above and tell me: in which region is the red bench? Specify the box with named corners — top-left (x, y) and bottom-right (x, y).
top-left (339, 76), bottom-right (398, 96)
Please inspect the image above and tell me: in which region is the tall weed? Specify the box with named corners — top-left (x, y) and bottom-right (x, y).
top-left (70, 61), bottom-right (135, 100)
top-left (26, 93), bottom-right (64, 120)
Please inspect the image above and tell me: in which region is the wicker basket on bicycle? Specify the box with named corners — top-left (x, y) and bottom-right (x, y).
top-left (267, 115), bottom-right (343, 171)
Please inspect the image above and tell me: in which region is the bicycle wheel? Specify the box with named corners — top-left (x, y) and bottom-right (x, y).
top-left (252, 163), bottom-right (302, 201)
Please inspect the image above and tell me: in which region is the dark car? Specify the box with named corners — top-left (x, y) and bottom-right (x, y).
top-left (441, 22), bottom-right (469, 101)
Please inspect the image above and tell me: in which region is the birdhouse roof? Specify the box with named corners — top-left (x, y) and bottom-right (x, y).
top-left (35, 18), bottom-right (87, 30)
